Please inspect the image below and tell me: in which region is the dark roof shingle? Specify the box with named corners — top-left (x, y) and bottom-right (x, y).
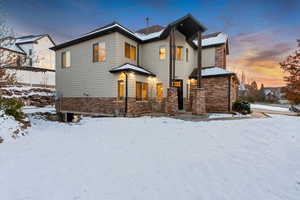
top-left (136, 25), bottom-right (165, 35)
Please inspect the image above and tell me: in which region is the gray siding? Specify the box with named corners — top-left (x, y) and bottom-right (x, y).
top-left (55, 30), bottom-right (218, 99)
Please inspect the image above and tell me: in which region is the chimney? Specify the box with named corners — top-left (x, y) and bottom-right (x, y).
top-left (146, 17), bottom-right (149, 34)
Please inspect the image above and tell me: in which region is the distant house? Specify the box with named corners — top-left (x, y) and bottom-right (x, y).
top-left (0, 34), bottom-right (56, 87)
top-left (51, 14), bottom-right (239, 116)
top-left (263, 87), bottom-right (288, 104)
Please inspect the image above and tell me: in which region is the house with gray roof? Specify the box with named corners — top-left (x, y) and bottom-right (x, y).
top-left (0, 34), bottom-right (56, 87)
top-left (51, 14), bottom-right (239, 116)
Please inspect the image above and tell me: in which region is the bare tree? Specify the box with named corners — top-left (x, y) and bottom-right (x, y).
top-left (280, 40), bottom-right (300, 104)
top-left (0, 11), bottom-right (18, 85)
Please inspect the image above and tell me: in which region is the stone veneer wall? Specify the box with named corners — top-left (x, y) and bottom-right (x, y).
top-left (215, 45), bottom-right (226, 69)
top-left (127, 98), bottom-right (152, 116)
top-left (59, 97), bottom-right (124, 115)
top-left (58, 97), bottom-right (165, 116)
top-left (192, 88), bottom-right (206, 115)
top-left (203, 76), bottom-right (230, 112)
top-left (191, 76), bottom-right (233, 112)
top-left (165, 87), bottom-right (178, 115)
top-left (230, 76), bottom-right (239, 110)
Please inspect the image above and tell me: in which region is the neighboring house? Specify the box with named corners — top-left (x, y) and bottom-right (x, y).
top-left (0, 34), bottom-right (56, 87)
top-left (51, 14), bottom-right (238, 116)
top-left (263, 87), bottom-right (287, 103)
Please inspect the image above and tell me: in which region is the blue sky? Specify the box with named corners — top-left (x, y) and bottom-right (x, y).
top-left (3, 0), bottom-right (300, 86)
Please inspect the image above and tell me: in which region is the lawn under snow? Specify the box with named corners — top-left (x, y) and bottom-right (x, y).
top-left (0, 115), bottom-right (300, 199)
top-left (0, 110), bottom-right (26, 142)
top-left (251, 104), bottom-right (290, 112)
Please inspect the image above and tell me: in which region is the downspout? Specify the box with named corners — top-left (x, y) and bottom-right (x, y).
top-left (172, 28), bottom-right (176, 80)
top-left (169, 28), bottom-right (173, 87)
top-left (137, 43), bottom-right (140, 66)
top-left (228, 75), bottom-right (231, 112)
top-left (125, 71), bottom-right (128, 116)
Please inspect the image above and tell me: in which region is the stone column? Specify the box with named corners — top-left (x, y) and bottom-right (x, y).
top-left (165, 87), bottom-right (178, 115)
top-left (192, 88), bottom-right (206, 115)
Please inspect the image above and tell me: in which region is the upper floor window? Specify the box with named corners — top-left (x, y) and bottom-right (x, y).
top-left (125, 42), bottom-right (136, 60)
top-left (29, 58), bottom-right (33, 66)
top-left (29, 49), bottom-right (32, 55)
top-left (93, 42), bottom-right (106, 62)
top-left (159, 46), bottom-right (166, 60)
top-left (186, 48), bottom-right (189, 62)
top-left (176, 46), bottom-right (183, 61)
top-left (16, 56), bottom-right (21, 66)
top-left (136, 81), bottom-right (148, 101)
top-left (62, 50), bottom-right (71, 68)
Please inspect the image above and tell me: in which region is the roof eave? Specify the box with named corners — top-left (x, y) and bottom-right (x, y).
top-left (189, 73), bottom-right (235, 79)
top-left (0, 47), bottom-right (26, 55)
top-left (51, 26), bottom-right (142, 51)
top-left (109, 69), bottom-right (156, 77)
top-left (168, 14), bottom-right (207, 32)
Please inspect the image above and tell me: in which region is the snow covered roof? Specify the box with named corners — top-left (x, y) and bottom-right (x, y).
top-left (189, 67), bottom-right (234, 78)
top-left (0, 34), bottom-right (54, 54)
top-left (83, 22), bottom-right (164, 42)
top-left (109, 63), bottom-right (156, 76)
top-left (134, 30), bottom-right (164, 41)
top-left (0, 39), bottom-right (25, 54)
top-left (15, 35), bottom-right (44, 44)
top-left (193, 32), bottom-right (228, 47)
top-left (52, 14), bottom-right (208, 50)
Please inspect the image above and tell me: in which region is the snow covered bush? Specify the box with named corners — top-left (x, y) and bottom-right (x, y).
top-left (233, 100), bottom-right (251, 114)
top-left (0, 97), bottom-right (24, 121)
top-left (0, 110), bottom-right (27, 143)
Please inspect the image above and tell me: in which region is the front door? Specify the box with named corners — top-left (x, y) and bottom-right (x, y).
top-left (172, 79), bottom-right (183, 110)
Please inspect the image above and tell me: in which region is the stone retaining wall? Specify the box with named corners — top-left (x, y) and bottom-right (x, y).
top-left (0, 86), bottom-right (55, 107)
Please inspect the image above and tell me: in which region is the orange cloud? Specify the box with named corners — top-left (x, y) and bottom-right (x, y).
top-left (228, 30), bottom-right (295, 87)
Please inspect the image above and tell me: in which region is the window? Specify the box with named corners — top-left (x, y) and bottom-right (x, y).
top-left (125, 42), bottom-right (136, 60)
top-left (159, 47), bottom-right (166, 60)
top-left (176, 46), bottom-right (183, 61)
top-left (136, 82), bottom-right (148, 101)
top-left (186, 48), bottom-right (189, 62)
top-left (156, 83), bottom-right (163, 100)
top-left (118, 80), bottom-right (124, 100)
top-left (29, 58), bottom-right (32, 66)
top-left (142, 83), bottom-right (148, 100)
top-left (16, 56), bottom-right (21, 66)
top-left (93, 42), bottom-right (106, 62)
top-left (29, 49), bottom-right (32, 55)
top-left (62, 50), bottom-right (71, 68)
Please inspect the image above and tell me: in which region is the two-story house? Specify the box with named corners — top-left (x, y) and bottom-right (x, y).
top-left (51, 14), bottom-right (238, 116)
top-left (0, 34), bottom-right (56, 87)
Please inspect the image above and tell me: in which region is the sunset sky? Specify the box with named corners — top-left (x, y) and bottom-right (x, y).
top-left (3, 0), bottom-right (300, 87)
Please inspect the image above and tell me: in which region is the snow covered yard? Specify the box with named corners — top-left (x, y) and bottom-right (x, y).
top-left (251, 104), bottom-right (290, 112)
top-left (0, 115), bottom-right (300, 200)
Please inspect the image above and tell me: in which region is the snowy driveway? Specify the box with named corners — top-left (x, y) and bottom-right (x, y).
top-left (0, 115), bottom-right (300, 200)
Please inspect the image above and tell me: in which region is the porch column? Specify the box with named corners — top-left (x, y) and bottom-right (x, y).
top-left (192, 31), bottom-right (206, 115)
top-left (166, 27), bottom-right (178, 115)
top-left (197, 31), bottom-right (203, 88)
